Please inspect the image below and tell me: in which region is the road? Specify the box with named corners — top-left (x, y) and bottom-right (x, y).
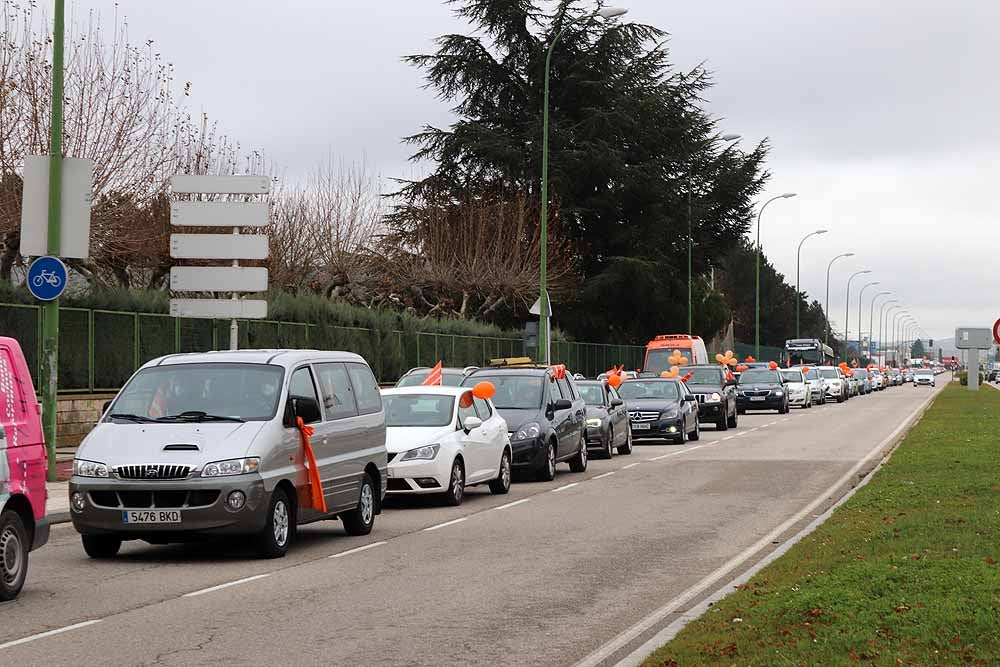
top-left (1, 380), bottom-right (945, 666)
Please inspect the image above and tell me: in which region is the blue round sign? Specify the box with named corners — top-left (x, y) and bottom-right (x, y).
top-left (26, 256), bottom-right (68, 301)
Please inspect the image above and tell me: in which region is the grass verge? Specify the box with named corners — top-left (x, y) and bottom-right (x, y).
top-left (643, 383), bottom-right (1000, 666)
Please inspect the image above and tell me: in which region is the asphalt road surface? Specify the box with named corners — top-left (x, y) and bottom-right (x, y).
top-left (1, 378), bottom-right (947, 666)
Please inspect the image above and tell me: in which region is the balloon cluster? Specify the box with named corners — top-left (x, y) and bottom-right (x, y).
top-left (668, 350), bottom-right (689, 366)
top-left (768, 361), bottom-right (779, 370)
top-left (660, 367), bottom-right (680, 378)
top-left (715, 350), bottom-right (738, 367)
top-left (838, 361), bottom-right (855, 377)
top-left (736, 364), bottom-right (749, 372)
top-left (745, 355), bottom-right (756, 363)
top-left (605, 365), bottom-right (625, 388)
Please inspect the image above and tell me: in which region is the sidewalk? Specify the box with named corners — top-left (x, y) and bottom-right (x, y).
top-left (46, 446), bottom-right (76, 524)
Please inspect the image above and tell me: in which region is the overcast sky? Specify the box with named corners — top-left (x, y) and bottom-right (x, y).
top-left (75, 0), bottom-right (1000, 343)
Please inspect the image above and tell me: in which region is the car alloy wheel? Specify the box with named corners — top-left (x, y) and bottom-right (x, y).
top-left (360, 482), bottom-right (375, 525)
top-left (272, 498), bottom-right (290, 548)
top-left (447, 460), bottom-right (465, 505)
top-left (604, 427), bottom-right (614, 459)
top-left (547, 444), bottom-right (556, 477)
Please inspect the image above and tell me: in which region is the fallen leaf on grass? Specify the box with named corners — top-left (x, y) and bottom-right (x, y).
top-left (807, 608), bottom-right (823, 617)
top-left (985, 557), bottom-right (996, 565)
top-left (894, 604), bottom-right (911, 613)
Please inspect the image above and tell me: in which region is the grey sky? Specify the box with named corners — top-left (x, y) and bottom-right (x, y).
top-left (77, 0), bottom-right (1000, 342)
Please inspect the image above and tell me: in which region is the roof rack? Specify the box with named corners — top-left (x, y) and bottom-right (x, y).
top-left (486, 357), bottom-right (537, 368)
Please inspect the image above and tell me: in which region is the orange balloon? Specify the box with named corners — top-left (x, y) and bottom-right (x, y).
top-left (801, 366), bottom-right (811, 374)
top-left (472, 381), bottom-right (495, 400)
top-left (768, 361), bottom-right (778, 370)
top-left (607, 374), bottom-right (622, 388)
top-left (745, 356), bottom-right (756, 363)
top-left (459, 392), bottom-right (474, 408)
top-left (679, 356), bottom-right (689, 366)
top-left (715, 353), bottom-right (726, 363)
top-left (736, 364), bottom-right (749, 372)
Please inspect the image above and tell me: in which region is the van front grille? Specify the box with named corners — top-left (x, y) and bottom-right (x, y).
top-left (89, 490), bottom-right (220, 509)
top-left (115, 464), bottom-right (191, 480)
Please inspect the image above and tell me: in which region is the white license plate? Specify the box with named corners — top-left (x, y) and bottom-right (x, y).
top-left (631, 423), bottom-right (651, 430)
top-left (122, 510), bottom-right (181, 524)
top-left (750, 396), bottom-right (767, 401)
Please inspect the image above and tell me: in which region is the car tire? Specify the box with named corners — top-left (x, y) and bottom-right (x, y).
top-left (569, 436), bottom-right (588, 473)
top-left (0, 510), bottom-right (29, 600)
top-left (341, 474), bottom-right (376, 537)
top-left (727, 407), bottom-right (738, 428)
top-left (603, 426), bottom-right (615, 459)
top-left (537, 440), bottom-right (557, 482)
top-left (716, 410), bottom-right (728, 431)
top-left (256, 486), bottom-right (295, 558)
top-left (81, 533), bottom-right (122, 560)
top-left (689, 418), bottom-right (700, 441)
top-left (674, 424), bottom-right (687, 445)
top-left (442, 458), bottom-right (465, 506)
top-left (489, 450), bottom-right (511, 495)
top-left (737, 407), bottom-right (745, 415)
top-left (617, 428), bottom-right (633, 455)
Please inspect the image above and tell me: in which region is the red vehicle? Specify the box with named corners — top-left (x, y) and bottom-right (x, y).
top-left (0, 337), bottom-right (49, 600)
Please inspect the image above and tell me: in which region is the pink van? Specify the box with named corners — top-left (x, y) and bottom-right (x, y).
top-left (0, 336), bottom-right (49, 600)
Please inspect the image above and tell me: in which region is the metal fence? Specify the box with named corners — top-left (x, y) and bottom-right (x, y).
top-left (0, 303), bottom-right (647, 393)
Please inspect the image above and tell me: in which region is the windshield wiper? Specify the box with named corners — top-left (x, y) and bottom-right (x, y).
top-left (157, 411), bottom-right (245, 423)
top-left (108, 413), bottom-right (158, 423)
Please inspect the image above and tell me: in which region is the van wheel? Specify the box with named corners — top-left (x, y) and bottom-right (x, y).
top-left (537, 441), bottom-right (557, 481)
top-left (568, 436), bottom-right (588, 472)
top-left (489, 451), bottom-right (511, 495)
top-left (442, 459), bottom-right (465, 506)
top-left (81, 533), bottom-right (122, 560)
top-left (0, 511), bottom-right (29, 600)
top-left (256, 487), bottom-right (294, 558)
top-left (342, 474), bottom-right (376, 536)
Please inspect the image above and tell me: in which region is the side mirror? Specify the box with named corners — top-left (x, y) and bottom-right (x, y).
top-left (462, 416), bottom-right (482, 433)
top-left (683, 395), bottom-right (697, 402)
top-left (289, 396), bottom-right (322, 425)
top-left (610, 397), bottom-right (624, 408)
top-left (552, 398), bottom-right (573, 411)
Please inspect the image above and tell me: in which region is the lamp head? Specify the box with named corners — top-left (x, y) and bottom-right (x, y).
top-left (598, 7), bottom-right (628, 18)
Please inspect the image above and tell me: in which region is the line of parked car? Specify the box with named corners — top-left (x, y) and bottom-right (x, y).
top-left (0, 338), bottom-right (947, 600)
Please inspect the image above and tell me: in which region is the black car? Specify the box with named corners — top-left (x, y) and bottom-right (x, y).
top-left (736, 368), bottom-right (789, 414)
top-left (618, 378), bottom-right (700, 444)
top-left (462, 367), bottom-right (587, 481)
top-left (683, 365), bottom-right (739, 430)
top-left (575, 380), bottom-right (632, 458)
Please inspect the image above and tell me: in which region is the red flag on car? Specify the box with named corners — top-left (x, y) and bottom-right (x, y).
top-left (422, 361), bottom-right (443, 386)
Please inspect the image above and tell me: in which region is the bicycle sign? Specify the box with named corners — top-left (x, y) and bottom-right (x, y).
top-left (26, 256), bottom-right (68, 301)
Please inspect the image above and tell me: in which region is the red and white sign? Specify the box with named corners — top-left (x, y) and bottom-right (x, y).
top-left (993, 318), bottom-right (1000, 346)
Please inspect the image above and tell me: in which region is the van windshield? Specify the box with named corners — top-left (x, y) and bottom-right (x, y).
top-left (645, 348), bottom-right (690, 374)
top-left (109, 363), bottom-right (285, 422)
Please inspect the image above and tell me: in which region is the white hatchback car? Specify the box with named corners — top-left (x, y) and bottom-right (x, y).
top-left (382, 386), bottom-right (511, 505)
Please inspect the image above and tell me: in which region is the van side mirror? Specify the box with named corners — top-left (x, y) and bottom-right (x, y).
top-left (462, 416), bottom-right (482, 433)
top-left (288, 396), bottom-right (322, 426)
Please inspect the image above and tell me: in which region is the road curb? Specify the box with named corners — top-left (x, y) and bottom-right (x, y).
top-left (573, 377), bottom-right (949, 667)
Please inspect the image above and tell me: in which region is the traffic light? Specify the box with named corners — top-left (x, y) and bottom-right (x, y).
top-left (929, 339), bottom-right (933, 347)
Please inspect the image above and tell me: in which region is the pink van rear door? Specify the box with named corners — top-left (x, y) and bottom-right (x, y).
top-left (0, 340), bottom-right (47, 520)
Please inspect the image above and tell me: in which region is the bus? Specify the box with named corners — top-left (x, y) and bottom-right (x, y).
top-left (784, 338), bottom-right (834, 366)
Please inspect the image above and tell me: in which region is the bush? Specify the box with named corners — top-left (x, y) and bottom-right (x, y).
top-left (958, 371), bottom-right (985, 386)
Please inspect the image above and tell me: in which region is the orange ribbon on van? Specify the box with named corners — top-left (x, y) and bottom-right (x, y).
top-left (296, 417), bottom-right (327, 513)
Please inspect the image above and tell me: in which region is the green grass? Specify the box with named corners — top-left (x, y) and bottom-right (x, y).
top-left (643, 383), bottom-right (1000, 667)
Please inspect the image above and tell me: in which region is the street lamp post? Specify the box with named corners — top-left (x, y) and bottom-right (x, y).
top-left (824, 252), bottom-right (854, 349)
top-left (755, 192), bottom-right (797, 356)
top-left (538, 5), bottom-right (627, 364)
top-left (868, 291), bottom-right (892, 360)
top-left (890, 310), bottom-right (906, 367)
top-left (843, 269), bottom-right (871, 362)
top-left (795, 229), bottom-right (827, 337)
top-left (880, 302), bottom-right (900, 366)
top-left (688, 133), bottom-right (740, 333)
top-left (857, 281), bottom-right (880, 361)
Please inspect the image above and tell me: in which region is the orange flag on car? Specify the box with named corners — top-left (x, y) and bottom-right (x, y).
top-left (422, 361), bottom-right (443, 386)
top-left (296, 417), bottom-right (327, 513)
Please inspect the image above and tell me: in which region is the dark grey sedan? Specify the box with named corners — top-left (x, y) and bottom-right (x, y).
top-left (575, 381), bottom-right (632, 458)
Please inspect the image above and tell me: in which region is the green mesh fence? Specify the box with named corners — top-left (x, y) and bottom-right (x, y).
top-left (1, 302), bottom-right (667, 393)
top-left (733, 342), bottom-right (785, 364)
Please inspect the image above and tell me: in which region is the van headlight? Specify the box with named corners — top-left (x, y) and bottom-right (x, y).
top-left (201, 458), bottom-right (260, 477)
top-left (74, 459), bottom-right (109, 478)
top-left (709, 393), bottom-right (721, 402)
top-left (586, 418), bottom-right (602, 428)
top-left (514, 423), bottom-right (541, 441)
top-left (400, 444), bottom-right (440, 461)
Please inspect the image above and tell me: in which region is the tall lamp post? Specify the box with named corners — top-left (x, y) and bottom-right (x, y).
top-left (795, 228), bottom-right (827, 337)
top-left (843, 269), bottom-right (871, 362)
top-left (824, 252), bottom-right (854, 348)
top-left (688, 133), bottom-right (741, 333)
top-left (755, 192), bottom-right (797, 356)
top-left (880, 302), bottom-right (900, 366)
top-left (868, 291), bottom-right (892, 360)
top-left (857, 281), bottom-right (880, 361)
top-left (890, 310), bottom-right (906, 367)
top-left (538, 5), bottom-right (627, 364)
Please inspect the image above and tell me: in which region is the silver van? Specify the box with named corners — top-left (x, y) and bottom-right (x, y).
top-left (69, 349), bottom-right (387, 559)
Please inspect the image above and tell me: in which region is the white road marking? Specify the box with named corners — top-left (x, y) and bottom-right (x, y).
top-left (622, 462), bottom-right (642, 469)
top-left (551, 482), bottom-right (580, 493)
top-left (422, 516), bottom-right (468, 532)
top-left (576, 383), bottom-right (946, 667)
top-left (492, 498), bottom-right (532, 511)
top-left (721, 436), bottom-right (734, 441)
top-left (329, 541), bottom-right (386, 559)
top-left (0, 620), bottom-right (103, 651)
top-left (748, 427), bottom-right (760, 432)
top-left (649, 445), bottom-right (703, 461)
top-left (591, 471), bottom-right (615, 480)
top-left (767, 421), bottom-right (778, 426)
top-left (782, 417), bottom-right (791, 422)
top-left (183, 574), bottom-right (271, 598)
